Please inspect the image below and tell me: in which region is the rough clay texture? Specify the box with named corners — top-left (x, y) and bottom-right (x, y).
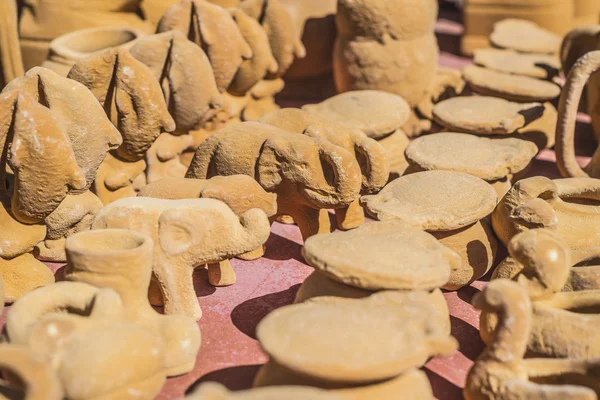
top-left (474, 49), bottom-right (561, 79)
top-left (463, 66), bottom-right (561, 103)
top-left (145, 132), bottom-right (195, 184)
top-left (432, 96), bottom-right (545, 135)
top-left (93, 153), bottom-right (147, 205)
top-left (490, 19), bottom-right (561, 55)
top-left (92, 197), bottom-right (271, 320)
top-left (465, 279), bottom-right (600, 400)
top-left (186, 122), bottom-right (362, 241)
top-left (405, 133), bottom-right (538, 181)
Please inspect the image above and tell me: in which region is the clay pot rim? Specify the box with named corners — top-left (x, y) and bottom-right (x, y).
top-left (66, 229), bottom-right (152, 257)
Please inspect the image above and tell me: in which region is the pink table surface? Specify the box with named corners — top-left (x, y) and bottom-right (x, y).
top-left (2, 6), bottom-right (598, 400)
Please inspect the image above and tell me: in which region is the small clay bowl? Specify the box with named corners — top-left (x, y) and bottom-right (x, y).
top-left (405, 133), bottom-right (538, 197)
top-left (361, 171), bottom-right (498, 289)
top-left (490, 19), bottom-right (561, 55)
top-left (474, 48), bottom-right (561, 80)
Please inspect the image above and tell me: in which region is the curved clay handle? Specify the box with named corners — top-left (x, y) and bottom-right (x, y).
top-left (554, 177), bottom-right (600, 201)
top-left (556, 51), bottom-right (600, 178)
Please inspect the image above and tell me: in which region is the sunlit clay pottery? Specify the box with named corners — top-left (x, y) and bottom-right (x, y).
top-left (64, 229), bottom-right (200, 375)
top-left (303, 90), bottom-right (412, 179)
top-left (93, 154), bottom-right (147, 205)
top-left (93, 197), bottom-right (271, 320)
top-left (405, 133), bottom-right (537, 198)
top-left (296, 220), bottom-right (457, 334)
top-left (465, 279), bottom-right (600, 400)
top-left (489, 19), bottom-right (562, 55)
top-left (254, 292), bottom-right (457, 399)
top-left (260, 108), bottom-right (389, 230)
top-left (492, 176), bottom-right (600, 250)
top-left (474, 48), bottom-right (561, 80)
top-left (5, 282), bottom-right (167, 399)
top-left (0, 0), bottom-right (24, 88)
top-left (361, 171), bottom-right (498, 290)
top-left (186, 382), bottom-right (341, 400)
top-left (186, 122), bottom-right (362, 241)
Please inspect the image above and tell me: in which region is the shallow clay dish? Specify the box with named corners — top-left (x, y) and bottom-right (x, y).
top-left (302, 90), bottom-right (411, 139)
top-left (474, 49), bottom-right (561, 79)
top-left (361, 171), bottom-right (497, 231)
top-left (256, 291), bottom-right (457, 384)
top-left (432, 96), bottom-right (545, 135)
top-left (490, 19), bottom-right (561, 55)
top-left (463, 66), bottom-right (561, 103)
top-left (405, 133), bottom-right (538, 182)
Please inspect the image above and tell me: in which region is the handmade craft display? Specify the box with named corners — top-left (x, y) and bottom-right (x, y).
top-left (361, 171), bottom-right (498, 290)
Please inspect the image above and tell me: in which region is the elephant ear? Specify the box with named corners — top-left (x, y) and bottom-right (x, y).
top-left (158, 208), bottom-right (195, 256)
top-left (257, 135), bottom-right (287, 191)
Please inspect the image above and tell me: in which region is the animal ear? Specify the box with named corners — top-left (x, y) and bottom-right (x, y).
top-left (318, 139), bottom-right (345, 187)
top-left (158, 209), bottom-right (194, 256)
top-left (257, 136), bottom-right (285, 190)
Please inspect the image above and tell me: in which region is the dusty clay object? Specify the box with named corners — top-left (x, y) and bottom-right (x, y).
top-left (64, 229), bottom-right (201, 375)
top-left (93, 197), bottom-right (271, 320)
top-left (361, 171), bottom-right (498, 289)
top-left (254, 292), bottom-right (456, 393)
top-left (145, 132), bottom-right (195, 183)
top-left (186, 122), bottom-right (362, 240)
top-left (463, 66), bottom-right (561, 103)
top-left (158, 0), bottom-right (253, 92)
top-left (490, 19), bottom-right (561, 55)
top-left (492, 176), bottom-right (600, 250)
top-left (260, 108), bottom-right (389, 230)
top-left (405, 133), bottom-right (537, 198)
top-left (187, 382), bottom-right (341, 400)
top-left (92, 153), bottom-right (147, 205)
top-left (465, 279), bottom-right (600, 400)
top-left (0, 0), bottom-right (24, 88)
top-left (415, 67), bottom-right (466, 122)
top-left (474, 48), bottom-right (561, 80)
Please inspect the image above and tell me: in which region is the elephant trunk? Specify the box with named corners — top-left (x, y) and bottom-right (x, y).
top-left (352, 132), bottom-right (390, 194)
top-left (238, 208), bottom-right (272, 247)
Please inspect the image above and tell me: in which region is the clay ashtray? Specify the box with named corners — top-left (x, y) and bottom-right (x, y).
top-left (490, 19), bottom-right (561, 55)
top-left (463, 66), bottom-right (561, 103)
top-left (432, 96), bottom-right (545, 135)
top-left (474, 48), bottom-right (561, 79)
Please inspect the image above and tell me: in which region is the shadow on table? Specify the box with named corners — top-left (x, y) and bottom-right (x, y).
top-left (425, 368), bottom-right (463, 399)
top-left (451, 315), bottom-right (484, 361)
top-left (231, 284), bottom-right (301, 339)
top-left (263, 233), bottom-right (304, 263)
top-left (187, 364), bottom-right (262, 394)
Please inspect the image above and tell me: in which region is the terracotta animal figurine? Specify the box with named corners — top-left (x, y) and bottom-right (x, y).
top-left (260, 108), bottom-right (389, 230)
top-left (254, 292), bottom-right (457, 399)
top-left (186, 382), bottom-right (341, 400)
top-left (480, 229), bottom-right (600, 359)
top-left (186, 122), bottom-right (362, 240)
top-left (92, 197), bottom-right (271, 320)
top-left (465, 279), bottom-right (600, 400)
top-left (4, 282), bottom-right (167, 399)
top-left (492, 176), bottom-right (600, 250)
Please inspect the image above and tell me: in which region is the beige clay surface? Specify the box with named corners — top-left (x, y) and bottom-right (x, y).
top-left (490, 19), bottom-right (561, 55)
top-left (474, 48), bottom-right (561, 79)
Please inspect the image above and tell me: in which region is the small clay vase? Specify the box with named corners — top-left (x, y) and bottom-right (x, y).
top-left (492, 176), bottom-right (600, 250)
top-left (465, 279), bottom-right (600, 400)
top-left (362, 171), bottom-right (498, 290)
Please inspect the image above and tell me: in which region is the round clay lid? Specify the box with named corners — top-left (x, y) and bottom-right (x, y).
top-left (474, 48), bottom-right (560, 79)
top-left (405, 133), bottom-right (538, 181)
top-left (432, 96), bottom-right (545, 135)
top-left (490, 19), bottom-right (561, 55)
top-left (302, 91), bottom-right (411, 139)
top-left (302, 220), bottom-right (456, 291)
top-left (463, 66), bottom-right (561, 103)
top-left (257, 291), bottom-right (456, 383)
top-left (361, 171), bottom-right (497, 231)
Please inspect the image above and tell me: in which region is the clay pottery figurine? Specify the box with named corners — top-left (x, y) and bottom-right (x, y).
top-left (474, 48), bottom-right (561, 80)
top-left (0, 345), bottom-right (63, 400)
top-left (465, 279), bottom-right (600, 400)
top-left (259, 108), bottom-right (389, 230)
top-left (489, 19), bottom-right (562, 55)
top-left (64, 229), bottom-right (201, 375)
top-left (492, 176), bottom-right (600, 250)
top-left (361, 171), bottom-right (498, 290)
top-left (296, 220), bottom-right (458, 334)
top-left (186, 382), bottom-right (341, 400)
top-left (92, 197), bottom-right (271, 320)
top-left (186, 121), bottom-right (362, 240)
top-left (4, 282), bottom-right (167, 399)
top-left (480, 229), bottom-right (600, 359)
top-left (405, 133), bottom-right (538, 198)
top-left (0, 0), bottom-right (24, 87)
top-left (92, 154), bottom-right (147, 205)
top-left (303, 90), bottom-right (412, 179)
top-left (41, 27), bottom-right (146, 77)
top-left (254, 291), bottom-right (457, 399)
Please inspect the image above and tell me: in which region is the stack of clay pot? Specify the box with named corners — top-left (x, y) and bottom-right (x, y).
top-left (434, 19), bottom-right (563, 151)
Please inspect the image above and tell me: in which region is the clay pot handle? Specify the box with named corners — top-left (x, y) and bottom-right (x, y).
top-left (556, 51), bottom-right (600, 178)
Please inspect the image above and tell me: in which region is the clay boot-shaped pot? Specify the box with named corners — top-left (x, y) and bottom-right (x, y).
top-left (64, 229), bottom-right (200, 376)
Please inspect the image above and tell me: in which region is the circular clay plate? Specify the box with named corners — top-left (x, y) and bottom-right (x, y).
top-left (257, 291), bottom-right (455, 383)
top-left (474, 48), bottom-right (561, 79)
top-left (302, 220), bottom-right (455, 291)
top-left (432, 96), bottom-right (545, 135)
top-left (361, 170), bottom-right (497, 231)
top-left (463, 66), bottom-right (561, 103)
top-left (302, 91), bottom-right (411, 139)
top-left (405, 133), bottom-right (538, 181)
top-left (490, 19), bottom-right (561, 55)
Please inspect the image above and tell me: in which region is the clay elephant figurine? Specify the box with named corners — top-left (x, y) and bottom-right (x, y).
top-left (186, 121), bottom-right (362, 240)
top-left (259, 108), bottom-right (389, 230)
top-left (92, 197), bottom-right (271, 320)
